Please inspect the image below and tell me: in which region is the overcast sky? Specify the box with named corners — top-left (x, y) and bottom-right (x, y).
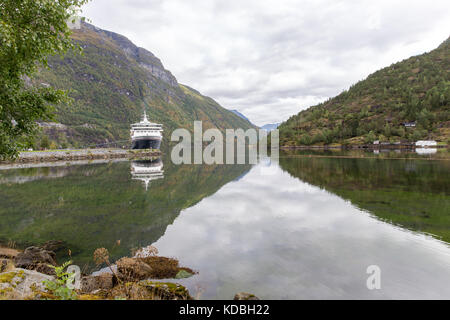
top-left (82, 0), bottom-right (450, 126)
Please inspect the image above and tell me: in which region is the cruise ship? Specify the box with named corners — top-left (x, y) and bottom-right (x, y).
top-left (130, 111), bottom-right (163, 150)
top-left (131, 159), bottom-right (164, 191)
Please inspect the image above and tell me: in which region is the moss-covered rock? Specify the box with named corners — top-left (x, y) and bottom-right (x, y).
top-left (138, 256), bottom-right (196, 279)
top-left (0, 268), bottom-right (54, 300)
top-left (234, 292), bottom-right (260, 300)
top-left (108, 280), bottom-right (192, 300)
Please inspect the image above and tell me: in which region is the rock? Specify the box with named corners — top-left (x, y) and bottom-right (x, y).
top-left (41, 240), bottom-right (65, 252)
top-left (116, 257), bottom-right (153, 281)
top-left (0, 268), bottom-right (54, 299)
top-left (138, 256), bottom-right (196, 279)
top-left (109, 281), bottom-right (193, 300)
top-left (13, 246), bottom-right (57, 275)
top-left (0, 247), bottom-right (20, 259)
top-left (0, 259), bottom-right (11, 272)
top-left (175, 269), bottom-right (194, 279)
top-left (81, 273), bottom-right (114, 293)
top-left (234, 292), bottom-right (260, 300)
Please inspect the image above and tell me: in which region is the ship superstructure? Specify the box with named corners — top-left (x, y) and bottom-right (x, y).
top-left (131, 159), bottom-right (164, 191)
top-left (130, 111), bottom-right (163, 150)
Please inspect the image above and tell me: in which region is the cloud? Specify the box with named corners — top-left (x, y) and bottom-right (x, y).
top-left (82, 0), bottom-right (450, 126)
top-left (151, 162), bottom-right (450, 299)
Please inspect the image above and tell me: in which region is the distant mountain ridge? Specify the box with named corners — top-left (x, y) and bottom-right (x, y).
top-left (32, 22), bottom-right (254, 149)
top-left (230, 110), bottom-right (280, 131)
top-left (279, 37), bottom-right (450, 146)
top-left (261, 123), bottom-right (280, 132)
top-left (230, 109), bottom-right (256, 126)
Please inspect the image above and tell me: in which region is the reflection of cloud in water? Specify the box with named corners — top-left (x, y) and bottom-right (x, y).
top-left (130, 158), bottom-right (164, 191)
top-left (153, 162), bottom-right (450, 300)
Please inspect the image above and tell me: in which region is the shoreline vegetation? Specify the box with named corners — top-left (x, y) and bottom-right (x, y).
top-left (0, 148), bottom-right (161, 165)
top-left (0, 244), bottom-right (258, 301)
top-left (281, 143), bottom-right (448, 150)
top-left (0, 244), bottom-right (194, 300)
top-left (280, 146), bottom-right (450, 161)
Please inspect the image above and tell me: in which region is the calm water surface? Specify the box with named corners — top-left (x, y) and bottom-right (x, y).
top-left (0, 151), bottom-right (449, 299)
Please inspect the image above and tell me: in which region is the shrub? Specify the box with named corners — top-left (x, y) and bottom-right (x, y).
top-left (42, 261), bottom-right (78, 300)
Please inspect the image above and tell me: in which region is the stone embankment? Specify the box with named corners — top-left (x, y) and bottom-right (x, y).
top-left (0, 148), bottom-right (161, 165)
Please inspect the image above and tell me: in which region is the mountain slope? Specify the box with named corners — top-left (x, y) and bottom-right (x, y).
top-left (31, 23), bottom-right (254, 149)
top-left (279, 38), bottom-right (450, 147)
top-left (230, 109), bottom-right (256, 127)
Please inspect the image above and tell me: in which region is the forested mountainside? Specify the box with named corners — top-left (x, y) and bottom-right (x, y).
top-left (279, 38), bottom-right (450, 147)
top-left (31, 22), bottom-right (253, 149)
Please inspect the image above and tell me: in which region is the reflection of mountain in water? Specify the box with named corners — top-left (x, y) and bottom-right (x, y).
top-left (131, 159), bottom-right (164, 191)
top-left (0, 160), bottom-right (251, 269)
top-left (0, 169), bottom-right (70, 184)
top-left (279, 155), bottom-right (450, 243)
top-left (0, 159), bottom-right (129, 185)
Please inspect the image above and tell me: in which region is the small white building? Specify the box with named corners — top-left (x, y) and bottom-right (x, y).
top-left (415, 140), bottom-right (437, 147)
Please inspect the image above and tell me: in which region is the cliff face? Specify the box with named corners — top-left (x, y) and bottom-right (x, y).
top-left (32, 22), bottom-right (253, 149)
top-left (87, 23), bottom-right (178, 87)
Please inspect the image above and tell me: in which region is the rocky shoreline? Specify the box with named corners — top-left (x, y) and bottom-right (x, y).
top-left (0, 148), bottom-right (162, 165)
top-left (0, 244), bottom-right (258, 301)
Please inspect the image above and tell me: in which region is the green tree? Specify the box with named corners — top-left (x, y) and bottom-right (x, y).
top-left (299, 134), bottom-right (312, 145)
top-left (40, 135), bottom-right (50, 150)
top-left (0, 0), bottom-right (90, 159)
top-left (384, 123), bottom-right (392, 138)
top-left (365, 131), bottom-right (377, 144)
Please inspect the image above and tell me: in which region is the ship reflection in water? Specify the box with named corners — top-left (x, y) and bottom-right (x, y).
top-left (130, 158), bottom-right (164, 190)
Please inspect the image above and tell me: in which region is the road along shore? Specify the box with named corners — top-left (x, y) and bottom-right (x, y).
top-left (0, 148), bottom-right (161, 165)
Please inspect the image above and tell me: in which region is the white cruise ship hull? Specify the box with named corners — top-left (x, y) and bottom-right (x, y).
top-left (131, 136), bottom-right (162, 150)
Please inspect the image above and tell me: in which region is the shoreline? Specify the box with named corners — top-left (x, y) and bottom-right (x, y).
top-left (1, 244), bottom-right (257, 300)
top-left (281, 144), bottom-right (448, 150)
top-left (0, 148), bottom-right (162, 165)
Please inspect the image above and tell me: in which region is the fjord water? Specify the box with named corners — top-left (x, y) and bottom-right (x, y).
top-left (0, 151), bottom-right (449, 299)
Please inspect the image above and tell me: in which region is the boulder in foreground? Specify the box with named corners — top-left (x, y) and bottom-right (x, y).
top-left (13, 246), bottom-right (58, 275)
top-left (0, 268), bottom-right (54, 299)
